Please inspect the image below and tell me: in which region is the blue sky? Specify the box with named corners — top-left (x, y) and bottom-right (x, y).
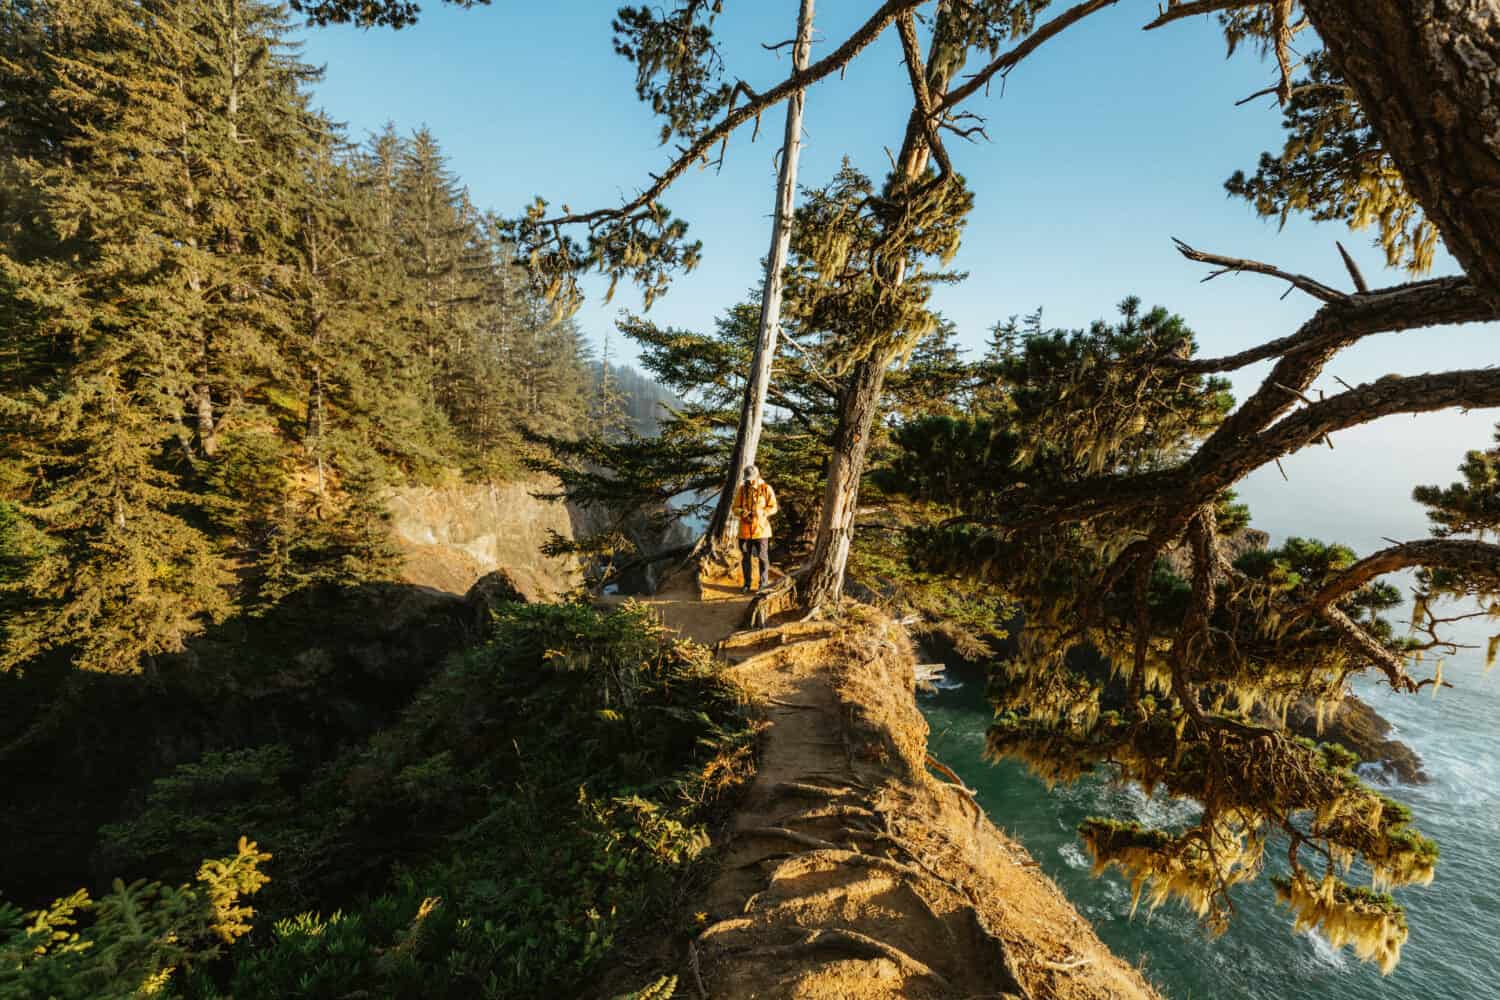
top-left (296, 1), bottom-right (1497, 554)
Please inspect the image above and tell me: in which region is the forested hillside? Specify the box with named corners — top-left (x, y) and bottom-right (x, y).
top-left (0, 0), bottom-right (599, 674)
top-left (0, 9), bottom-right (709, 997)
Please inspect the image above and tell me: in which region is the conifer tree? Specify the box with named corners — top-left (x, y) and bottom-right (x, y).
top-left (279, 121), bottom-right (373, 499)
top-left (883, 271), bottom-right (1497, 967)
top-left (0, 3), bottom-right (599, 672)
top-left (0, 0), bottom-right (318, 670)
top-left (592, 331), bottom-right (634, 441)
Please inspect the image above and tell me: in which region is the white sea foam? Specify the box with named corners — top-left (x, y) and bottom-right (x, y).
top-left (1301, 929), bottom-right (1348, 971)
top-left (1057, 841), bottom-right (1090, 870)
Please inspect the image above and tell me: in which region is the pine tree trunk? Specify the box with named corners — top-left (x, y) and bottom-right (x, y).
top-left (801, 353), bottom-right (887, 609)
top-left (306, 360), bottom-right (325, 495)
top-left (1302, 0), bottom-right (1500, 306)
top-left (193, 284), bottom-right (216, 456)
top-left (799, 8), bottom-right (961, 611)
top-left (196, 377), bottom-right (217, 457)
top-left (706, 0), bottom-right (816, 559)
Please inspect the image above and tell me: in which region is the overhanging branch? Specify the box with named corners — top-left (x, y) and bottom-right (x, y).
top-left (1296, 538), bottom-right (1500, 616)
top-left (939, 0), bottom-right (1122, 111)
top-left (537, 0), bottom-right (926, 231)
top-left (1162, 276), bottom-right (1489, 374)
top-left (1245, 367), bottom-right (1500, 475)
top-left (1319, 605), bottom-right (1418, 692)
top-left (1172, 238), bottom-right (1349, 304)
top-left (1141, 0), bottom-right (1263, 32)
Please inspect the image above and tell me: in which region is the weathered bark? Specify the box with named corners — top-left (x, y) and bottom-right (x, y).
top-left (1302, 0), bottom-right (1500, 306)
top-left (1298, 537), bottom-right (1500, 615)
top-left (707, 0), bottom-right (815, 558)
top-left (802, 355), bottom-right (888, 608)
top-left (799, 12), bottom-right (958, 612)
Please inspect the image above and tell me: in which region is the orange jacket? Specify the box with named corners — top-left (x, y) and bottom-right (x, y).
top-left (733, 479), bottom-right (779, 540)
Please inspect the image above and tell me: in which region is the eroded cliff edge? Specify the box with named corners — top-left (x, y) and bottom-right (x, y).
top-left (630, 575), bottom-right (1163, 1000)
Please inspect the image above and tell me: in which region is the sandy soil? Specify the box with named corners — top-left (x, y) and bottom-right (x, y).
top-left (615, 566), bottom-right (1164, 1000)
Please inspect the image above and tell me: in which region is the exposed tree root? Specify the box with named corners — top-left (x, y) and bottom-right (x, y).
top-left (718, 617), bottom-right (839, 652)
top-left (1037, 956), bottom-right (1093, 973)
top-left (747, 874), bottom-right (900, 924)
top-left (745, 571), bottom-right (802, 628)
top-left (766, 847), bottom-right (932, 886)
top-left (729, 927), bottom-right (954, 990)
top-left (777, 804), bottom-right (881, 825)
top-left (925, 753), bottom-right (978, 796)
top-left (687, 940), bottom-right (709, 1000)
top-left (799, 770), bottom-right (873, 790)
top-left (765, 698), bottom-right (825, 710)
top-left (771, 780), bottom-right (865, 800)
top-left (737, 826), bottom-right (841, 852)
top-left (697, 916), bottom-right (754, 943)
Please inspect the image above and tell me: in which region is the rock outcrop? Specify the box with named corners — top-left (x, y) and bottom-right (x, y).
top-left (1284, 692), bottom-right (1428, 784)
top-left (388, 476), bottom-right (582, 600)
top-left (1161, 526), bottom-right (1271, 578)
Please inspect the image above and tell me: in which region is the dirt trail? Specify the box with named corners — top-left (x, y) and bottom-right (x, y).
top-left (625, 567), bottom-right (1163, 1000)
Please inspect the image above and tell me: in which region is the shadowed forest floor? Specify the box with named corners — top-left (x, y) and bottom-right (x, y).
top-left (603, 565), bottom-right (1164, 1000)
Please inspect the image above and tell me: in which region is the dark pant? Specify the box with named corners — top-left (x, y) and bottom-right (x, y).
top-left (740, 537), bottom-right (769, 589)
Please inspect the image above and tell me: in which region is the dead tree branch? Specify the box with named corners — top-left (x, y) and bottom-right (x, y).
top-left (940, 0), bottom-right (1122, 111)
top-left (1336, 240), bottom-right (1370, 293)
top-left (1142, 0), bottom-right (1262, 32)
top-left (1172, 238), bottom-right (1349, 304)
top-left (896, 11), bottom-right (953, 178)
top-left (537, 0), bottom-right (927, 231)
top-left (1160, 276), bottom-right (1489, 374)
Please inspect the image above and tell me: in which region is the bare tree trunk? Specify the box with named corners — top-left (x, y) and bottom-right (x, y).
top-left (1302, 0), bottom-right (1500, 305)
top-left (707, 0), bottom-right (816, 558)
top-left (801, 355), bottom-right (887, 606)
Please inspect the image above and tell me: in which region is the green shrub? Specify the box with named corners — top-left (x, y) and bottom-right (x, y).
top-left (0, 839), bottom-right (270, 1000)
top-left (96, 746), bottom-right (301, 887)
top-left (61, 600), bottom-right (751, 999)
top-left (205, 601), bottom-right (748, 999)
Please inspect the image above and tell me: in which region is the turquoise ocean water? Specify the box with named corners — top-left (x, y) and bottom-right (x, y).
top-left (919, 650), bottom-right (1500, 1000)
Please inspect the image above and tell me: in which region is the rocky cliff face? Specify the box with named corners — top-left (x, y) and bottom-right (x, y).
top-left (1162, 526), bottom-right (1271, 578)
top-left (1284, 692), bottom-right (1428, 784)
top-left (387, 477), bottom-right (582, 600)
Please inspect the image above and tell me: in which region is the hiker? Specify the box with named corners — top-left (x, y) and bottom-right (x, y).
top-left (733, 464), bottom-right (778, 592)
